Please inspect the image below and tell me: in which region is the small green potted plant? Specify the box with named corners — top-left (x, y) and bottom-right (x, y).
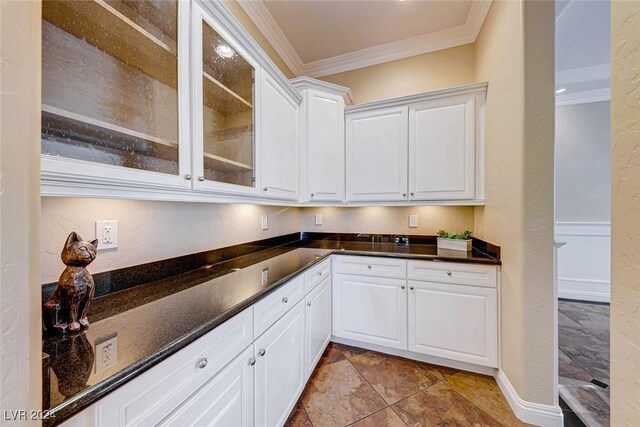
top-left (436, 230), bottom-right (473, 252)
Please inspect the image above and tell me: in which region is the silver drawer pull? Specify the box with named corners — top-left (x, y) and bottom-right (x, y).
top-left (307, 301), bottom-right (312, 306)
top-left (401, 285), bottom-right (406, 290)
top-left (318, 271), bottom-right (323, 276)
top-left (282, 297), bottom-right (288, 303)
top-left (367, 265), bottom-right (372, 269)
top-left (248, 357), bottom-right (256, 366)
top-left (197, 358), bottom-right (208, 369)
top-left (258, 348), bottom-right (266, 356)
top-left (447, 271), bottom-right (452, 276)
top-left (409, 285), bottom-right (414, 290)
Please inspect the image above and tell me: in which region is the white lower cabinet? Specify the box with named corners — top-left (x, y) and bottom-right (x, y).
top-left (254, 300), bottom-right (306, 427)
top-left (333, 257), bottom-right (498, 369)
top-left (305, 276), bottom-right (332, 376)
top-left (160, 345), bottom-right (255, 427)
top-left (332, 274), bottom-right (407, 350)
top-left (408, 281), bottom-right (498, 367)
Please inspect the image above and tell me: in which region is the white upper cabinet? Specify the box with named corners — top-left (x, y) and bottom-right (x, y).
top-left (41, 0), bottom-right (192, 192)
top-left (260, 72), bottom-right (300, 200)
top-left (192, 2), bottom-right (260, 196)
top-left (409, 95), bottom-right (476, 200)
top-left (344, 83), bottom-right (486, 204)
top-left (292, 77), bottom-right (352, 203)
top-left (346, 106), bottom-right (409, 202)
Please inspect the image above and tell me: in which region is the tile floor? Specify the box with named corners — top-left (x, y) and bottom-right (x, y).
top-left (558, 300), bottom-right (610, 427)
top-left (285, 342), bottom-right (528, 427)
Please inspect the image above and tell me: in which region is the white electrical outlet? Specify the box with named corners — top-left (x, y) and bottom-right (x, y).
top-left (95, 220), bottom-right (118, 250)
top-left (95, 335), bottom-right (118, 373)
top-left (261, 215), bottom-right (268, 230)
top-left (409, 214), bottom-right (419, 228)
top-left (261, 268), bottom-right (269, 285)
top-left (315, 214), bottom-right (323, 226)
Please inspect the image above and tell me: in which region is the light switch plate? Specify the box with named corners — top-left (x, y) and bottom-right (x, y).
top-left (261, 268), bottom-right (269, 285)
top-left (315, 214), bottom-right (323, 226)
top-left (261, 215), bottom-right (268, 230)
top-left (95, 220), bottom-right (118, 250)
top-left (409, 214), bottom-right (419, 228)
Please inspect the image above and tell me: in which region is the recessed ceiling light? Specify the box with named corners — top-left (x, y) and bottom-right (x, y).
top-left (555, 88), bottom-right (566, 94)
top-left (215, 43), bottom-right (235, 59)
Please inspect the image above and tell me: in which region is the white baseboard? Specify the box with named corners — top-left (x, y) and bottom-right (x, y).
top-left (558, 278), bottom-right (611, 302)
top-left (495, 370), bottom-right (563, 427)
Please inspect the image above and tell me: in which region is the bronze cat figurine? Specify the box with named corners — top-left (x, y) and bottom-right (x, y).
top-left (43, 232), bottom-right (98, 334)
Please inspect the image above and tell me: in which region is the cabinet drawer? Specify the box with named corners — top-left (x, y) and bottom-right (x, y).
top-left (305, 259), bottom-right (331, 294)
top-left (407, 261), bottom-right (497, 288)
top-left (254, 275), bottom-right (305, 337)
top-left (96, 308), bottom-right (253, 427)
top-left (333, 255), bottom-right (406, 279)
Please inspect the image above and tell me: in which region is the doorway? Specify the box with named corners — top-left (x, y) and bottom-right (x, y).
top-left (554, 0), bottom-right (611, 425)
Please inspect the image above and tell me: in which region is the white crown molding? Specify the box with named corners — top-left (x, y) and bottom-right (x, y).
top-left (289, 76), bottom-right (354, 105)
top-left (556, 88), bottom-right (610, 106)
top-left (556, 63), bottom-right (610, 86)
top-left (236, 0), bottom-right (304, 76)
top-left (495, 370), bottom-right (564, 427)
top-left (239, 0), bottom-right (492, 78)
top-left (345, 82), bottom-right (488, 114)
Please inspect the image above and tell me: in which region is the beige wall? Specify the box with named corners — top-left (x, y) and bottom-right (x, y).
top-left (320, 44), bottom-right (476, 104)
top-left (0, 0), bottom-right (42, 420)
top-left (300, 206), bottom-right (473, 235)
top-left (222, 0), bottom-right (294, 78)
top-left (610, 1), bottom-right (640, 424)
top-left (41, 199), bottom-right (301, 283)
top-left (473, 0), bottom-right (556, 406)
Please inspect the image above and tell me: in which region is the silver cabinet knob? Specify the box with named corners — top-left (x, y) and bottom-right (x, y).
top-left (185, 174), bottom-right (192, 180)
top-left (401, 285), bottom-right (406, 289)
top-left (307, 301), bottom-right (312, 306)
top-left (410, 192), bottom-right (415, 196)
top-left (367, 265), bottom-right (372, 269)
top-left (263, 187), bottom-right (268, 191)
top-left (248, 357), bottom-right (256, 366)
top-left (447, 271), bottom-right (452, 276)
top-left (403, 193), bottom-right (407, 197)
top-left (318, 271), bottom-right (323, 276)
top-left (197, 358), bottom-right (208, 369)
top-left (310, 193), bottom-right (315, 197)
top-left (282, 297), bottom-right (288, 303)
top-left (409, 285), bottom-right (414, 290)
top-left (258, 348), bottom-right (266, 356)
top-left (198, 176), bottom-right (205, 182)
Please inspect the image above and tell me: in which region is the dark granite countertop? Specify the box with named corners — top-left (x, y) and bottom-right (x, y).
top-left (42, 232), bottom-right (499, 425)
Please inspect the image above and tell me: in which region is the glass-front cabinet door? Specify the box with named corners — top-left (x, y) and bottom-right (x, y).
top-left (41, 0), bottom-right (191, 191)
top-left (192, 3), bottom-right (259, 195)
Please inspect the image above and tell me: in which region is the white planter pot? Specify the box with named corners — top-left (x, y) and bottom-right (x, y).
top-left (437, 238), bottom-right (472, 252)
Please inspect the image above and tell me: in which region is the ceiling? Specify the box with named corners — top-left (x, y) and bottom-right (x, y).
top-left (555, 0), bottom-right (610, 105)
top-left (238, 0), bottom-right (492, 78)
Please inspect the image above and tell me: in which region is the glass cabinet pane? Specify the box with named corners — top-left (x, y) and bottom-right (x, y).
top-left (202, 20), bottom-right (255, 187)
top-left (41, 0), bottom-right (180, 175)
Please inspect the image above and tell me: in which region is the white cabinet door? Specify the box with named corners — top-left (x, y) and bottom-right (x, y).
top-left (346, 106), bottom-right (408, 202)
top-left (303, 90), bottom-right (345, 202)
top-left (408, 281), bottom-right (497, 367)
top-left (255, 301), bottom-right (306, 427)
top-left (333, 274), bottom-right (407, 350)
top-left (260, 72), bottom-right (299, 200)
top-left (305, 276), bottom-right (332, 377)
top-left (159, 346), bottom-right (255, 427)
top-left (409, 96), bottom-right (475, 200)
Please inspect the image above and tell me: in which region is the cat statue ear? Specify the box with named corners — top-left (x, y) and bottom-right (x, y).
top-left (89, 239), bottom-right (98, 248)
top-left (64, 231), bottom-right (80, 248)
